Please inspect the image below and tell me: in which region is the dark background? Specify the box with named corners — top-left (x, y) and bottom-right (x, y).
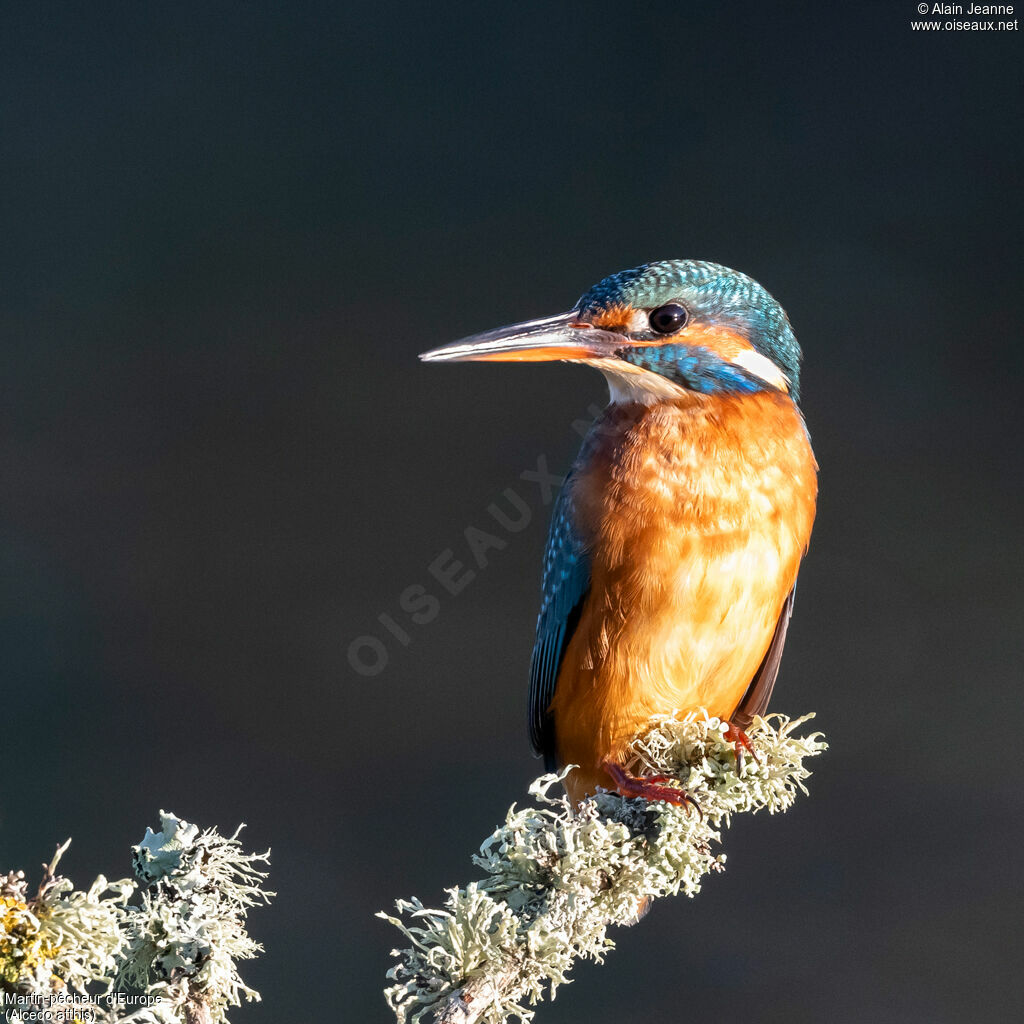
top-left (2, 2), bottom-right (1022, 1022)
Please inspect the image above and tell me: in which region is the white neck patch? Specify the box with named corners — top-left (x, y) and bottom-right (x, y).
top-left (731, 348), bottom-right (790, 391)
top-left (589, 358), bottom-right (691, 405)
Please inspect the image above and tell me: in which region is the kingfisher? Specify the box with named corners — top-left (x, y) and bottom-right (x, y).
top-left (421, 260), bottom-right (817, 808)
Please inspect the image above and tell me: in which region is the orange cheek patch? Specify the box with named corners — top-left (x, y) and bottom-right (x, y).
top-left (595, 318), bottom-right (757, 359)
top-left (657, 324), bottom-right (755, 360)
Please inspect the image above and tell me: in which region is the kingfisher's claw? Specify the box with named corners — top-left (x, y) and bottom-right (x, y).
top-left (601, 759), bottom-right (703, 819)
top-left (722, 721), bottom-right (759, 774)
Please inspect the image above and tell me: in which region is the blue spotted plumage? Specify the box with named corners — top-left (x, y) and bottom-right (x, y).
top-left (528, 475), bottom-right (589, 770)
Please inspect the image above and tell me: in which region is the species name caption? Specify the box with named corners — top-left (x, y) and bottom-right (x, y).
top-left (1, 993), bottom-right (164, 1022)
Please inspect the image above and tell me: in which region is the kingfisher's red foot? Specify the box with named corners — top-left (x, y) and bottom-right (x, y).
top-left (601, 759), bottom-right (702, 818)
top-left (722, 721), bottom-right (759, 773)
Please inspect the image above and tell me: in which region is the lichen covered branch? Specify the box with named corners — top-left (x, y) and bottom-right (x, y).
top-left (1, 812), bottom-right (272, 1024)
top-left (381, 712), bottom-right (827, 1024)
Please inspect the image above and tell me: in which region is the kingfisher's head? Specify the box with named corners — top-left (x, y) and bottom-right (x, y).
top-left (421, 260), bottom-right (803, 403)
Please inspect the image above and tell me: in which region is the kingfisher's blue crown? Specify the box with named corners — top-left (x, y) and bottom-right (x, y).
top-left (578, 260), bottom-right (802, 399)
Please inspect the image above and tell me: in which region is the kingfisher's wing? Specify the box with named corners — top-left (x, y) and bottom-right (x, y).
top-left (528, 476), bottom-right (590, 771)
top-left (731, 585), bottom-right (797, 729)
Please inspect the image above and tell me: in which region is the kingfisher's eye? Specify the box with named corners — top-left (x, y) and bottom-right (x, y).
top-left (648, 303), bottom-right (689, 335)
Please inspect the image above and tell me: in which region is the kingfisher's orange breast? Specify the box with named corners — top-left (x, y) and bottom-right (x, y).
top-left (550, 391), bottom-right (818, 803)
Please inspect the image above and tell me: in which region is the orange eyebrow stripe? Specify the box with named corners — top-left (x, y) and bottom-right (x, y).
top-left (589, 310), bottom-right (756, 359)
top-left (589, 304), bottom-right (636, 331)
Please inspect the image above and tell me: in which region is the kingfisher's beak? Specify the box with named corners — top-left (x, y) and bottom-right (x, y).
top-left (420, 311), bottom-right (626, 364)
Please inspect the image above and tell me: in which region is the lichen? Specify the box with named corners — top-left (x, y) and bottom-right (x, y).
top-left (0, 840), bottom-right (133, 999)
top-left (0, 813), bottom-right (271, 1024)
top-left (0, 895), bottom-right (63, 988)
top-left (380, 711), bottom-right (827, 1024)
top-left (120, 812), bottom-right (273, 1024)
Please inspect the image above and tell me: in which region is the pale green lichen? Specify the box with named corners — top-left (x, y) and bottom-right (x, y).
top-left (0, 840), bottom-right (133, 999)
top-left (380, 711), bottom-right (827, 1024)
top-left (0, 813), bottom-right (271, 1024)
top-left (120, 812), bottom-right (273, 1024)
